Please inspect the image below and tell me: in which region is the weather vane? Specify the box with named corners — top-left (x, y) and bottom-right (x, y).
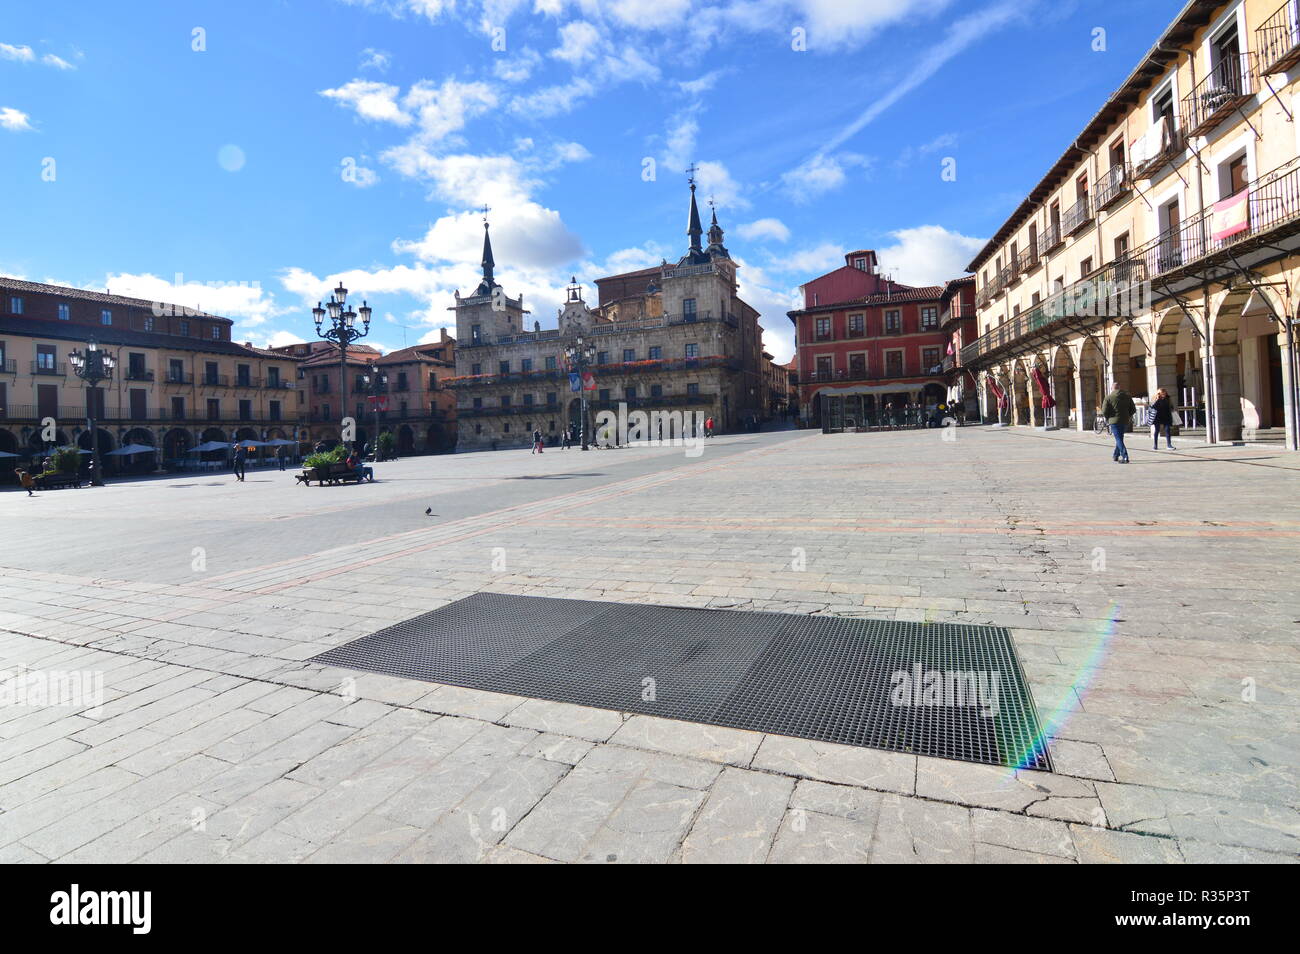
top-left (685, 163), bottom-right (697, 187)
top-left (479, 204), bottom-right (490, 220)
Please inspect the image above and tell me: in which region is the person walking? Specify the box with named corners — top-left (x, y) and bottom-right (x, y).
top-left (233, 443), bottom-right (248, 481)
top-left (705, 416), bottom-right (714, 438)
top-left (277, 446), bottom-right (287, 471)
top-left (1149, 387), bottom-right (1175, 450)
top-left (15, 468), bottom-right (34, 496)
top-left (561, 428), bottom-right (571, 450)
top-left (1101, 385), bottom-right (1136, 464)
top-left (532, 428), bottom-right (544, 454)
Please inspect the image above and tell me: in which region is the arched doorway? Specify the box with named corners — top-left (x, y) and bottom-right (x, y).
top-left (1050, 346), bottom-right (1076, 429)
top-left (201, 427), bottom-right (227, 444)
top-left (1210, 284), bottom-right (1286, 440)
top-left (164, 428), bottom-right (192, 461)
top-left (1111, 323), bottom-right (1151, 399)
top-left (1078, 336), bottom-right (1106, 430)
top-left (0, 429), bottom-right (18, 455)
top-left (1152, 307), bottom-right (1205, 430)
top-left (398, 424), bottom-right (415, 454)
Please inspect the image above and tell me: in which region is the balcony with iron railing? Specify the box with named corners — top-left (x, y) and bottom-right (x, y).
top-left (940, 302), bottom-right (977, 328)
top-left (1062, 196), bottom-right (1094, 235)
top-left (0, 358), bottom-right (16, 374)
top-left (1258, 1), bottom-right (1300, 74)
top-left (1182, 51), bottom-right (1256, 138)
top-left (1095, 163), bottom-right (1131, 211)
top-left (31, 361), bottom-right (66, 376)
top-left (162, 370), bottom-right (194, 385)
top-left (1037, 222), bottom-right (1064, 258)
top-left (124, 368), bottom-right (154, 381)
top-left (961, 157), bottom-right (1300, 368)
top-left (1014, 247), bottom-right (1038, 278)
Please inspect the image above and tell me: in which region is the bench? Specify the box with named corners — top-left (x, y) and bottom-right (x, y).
top-left (34, 472), bottom-right (82, 490)
top-left (297, 462), bottom-right (373, 486)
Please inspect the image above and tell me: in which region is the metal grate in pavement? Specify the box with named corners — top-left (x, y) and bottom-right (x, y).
top-left (312, 592), bottom-right (1052, 770)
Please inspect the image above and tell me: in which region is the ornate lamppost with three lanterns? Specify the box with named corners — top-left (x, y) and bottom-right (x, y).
top-left (564, 330), bottom-right (597, 451)
top-left (68, 337), bottom-right (115, 486)
top-left (312, 283), bottom-right (372, 449)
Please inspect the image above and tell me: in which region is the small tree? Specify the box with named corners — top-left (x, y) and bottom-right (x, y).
top-left (377, 431), bottom-right (396, 460)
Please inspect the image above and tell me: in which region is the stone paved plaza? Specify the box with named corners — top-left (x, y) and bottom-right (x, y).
top-left (1, 426), bottom-right (1297, 864)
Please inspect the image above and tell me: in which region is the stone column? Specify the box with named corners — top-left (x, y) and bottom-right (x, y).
top-left (1211, 344), bottom-right (1243, 441)
top-left (1077, 365), bottom-right (1097, 431)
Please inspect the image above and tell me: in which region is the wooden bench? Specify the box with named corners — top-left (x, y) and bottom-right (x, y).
top-left (34, 472), bottom-right (82, 490)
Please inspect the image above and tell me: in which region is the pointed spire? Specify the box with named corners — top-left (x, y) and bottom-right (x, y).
top-left (475, 218), bottom-right (498, 296)
top-left (686, 166), bottom-right (703, 255)
top-left (706, 197), bottom-right (729, 259)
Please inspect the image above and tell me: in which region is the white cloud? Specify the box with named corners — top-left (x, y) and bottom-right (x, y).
top-left (0, 107), bottom-right (33, 132)
top-left (695, 160), bottom-right (747, 209)
top-left (782, 242), bottom-right (845, 274)
top-left (662, 113), bottom-right (697, 173)
top-left (319, 79), bottom-right (410, 125)
top-left (736, 218), bottom-right (790, 243)
top-left (605, 0), bottom-right (693, 30)
top-left (346, 162), bottom-right (380, 187)
top-left (403, 78), bottom-right (498, 142)
top-left (874, 225), bottom-right (984, 286)
top-left (42, 54), bottom-right (74, 70)
top-left (551, 21), bottom-right (601, 64)
top-left (359, 47), bottom-right (391, 72)
top-left (103, 272), bottom-right (288, 329)
top-left (780, 152), bottom-right (871, 203)
top-left (493, 47), bottom-right (542, 83)
top-left (0, 43), bottom-right (35, 63)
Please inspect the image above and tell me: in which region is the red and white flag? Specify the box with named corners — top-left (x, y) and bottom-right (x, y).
top-left (1212, 190), bottom-right (1249, 241)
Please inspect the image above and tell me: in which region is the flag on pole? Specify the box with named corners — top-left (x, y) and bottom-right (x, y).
top-left (568, 372), bottom-right (581, 392)
top-left (581, 371), bottom-right (596, 391)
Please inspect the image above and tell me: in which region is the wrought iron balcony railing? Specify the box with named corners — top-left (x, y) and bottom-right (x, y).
top-left (1036, 223), bottom-right (1064, 258)
top-left (1258, 1), bottom-right (1300, 74)
top-left (1095, 163), bottom-right (1131, 210)
top-left (1062, 196), bottom-right (1094, 235)
top-left (1182, 51), bottom-right (1257, 138)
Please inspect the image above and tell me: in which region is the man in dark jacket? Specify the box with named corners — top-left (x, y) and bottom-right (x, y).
top-left (1101, 387), bottom-right (1136, 463)
top-left (233, 443), bottom-right (247, 481)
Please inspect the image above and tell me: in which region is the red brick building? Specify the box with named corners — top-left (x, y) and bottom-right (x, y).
top-left (788, 250), bottom-right (954, 429)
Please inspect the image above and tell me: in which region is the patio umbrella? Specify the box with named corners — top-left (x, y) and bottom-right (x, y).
top-left (106, 443), bottom-right (157, 456)
top-left (0, 450), bottom-right (22, 458)
top-left (264, 438), bottom-right (298, 446)
top-left (233, 440), bottom-right (269, 449)
top-left (190, 441), bottom-right (231, 453)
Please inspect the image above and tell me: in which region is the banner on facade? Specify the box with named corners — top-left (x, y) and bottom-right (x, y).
top-left (1211, 189), bottom-right (1249, 242)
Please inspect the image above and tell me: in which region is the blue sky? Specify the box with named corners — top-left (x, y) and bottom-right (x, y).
top-left (1, 0), bottom-right (1183, 361)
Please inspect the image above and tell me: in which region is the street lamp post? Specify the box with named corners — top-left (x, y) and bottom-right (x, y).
top-left (68, 337), bottom-right (115, 486)
top-left (564, 332), bottom-right (597, 451)
top-left (312, 283), bottom-right (372, 450)
top-left (361, 361), bottom-right (388, 461)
